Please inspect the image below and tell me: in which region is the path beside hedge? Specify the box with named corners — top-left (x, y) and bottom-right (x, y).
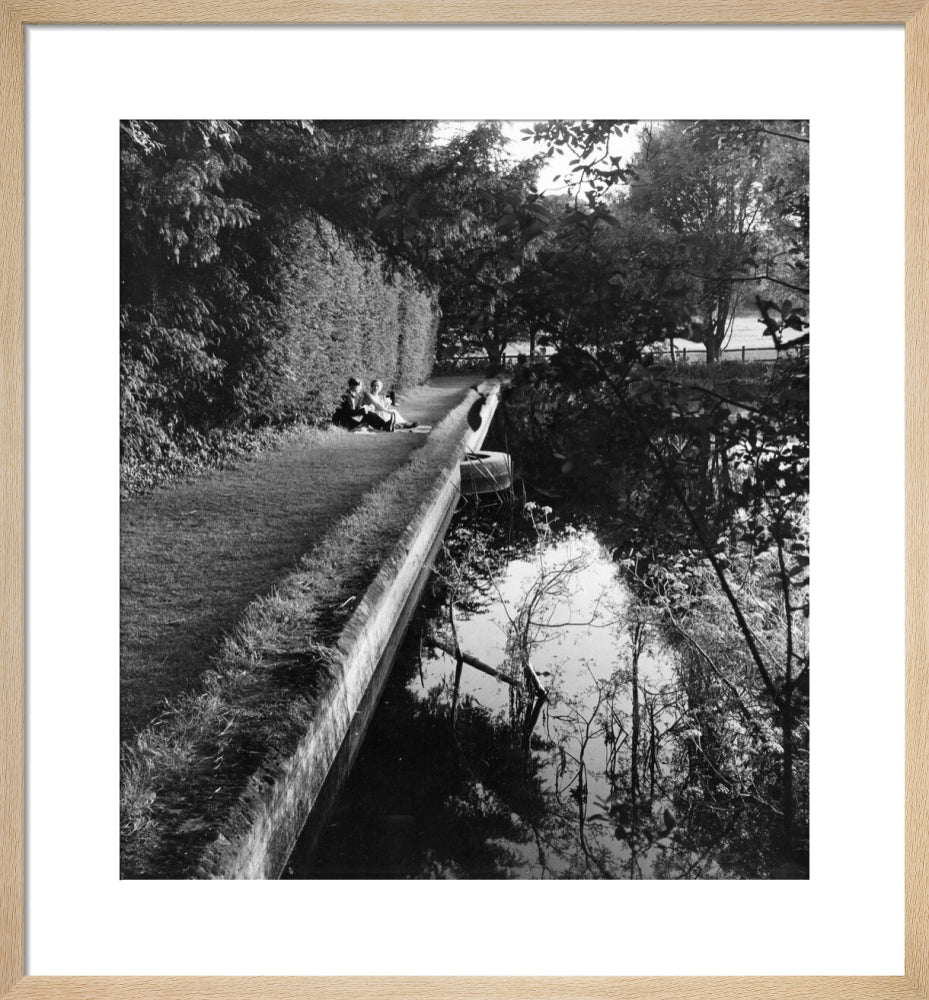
top-left (120, 376), bottom-right (476, 744)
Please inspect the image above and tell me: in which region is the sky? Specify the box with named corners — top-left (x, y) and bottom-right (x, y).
top-left (501, 119), bottom-right (644, 194)
top-left (436, 119), bottom-right (645, 197)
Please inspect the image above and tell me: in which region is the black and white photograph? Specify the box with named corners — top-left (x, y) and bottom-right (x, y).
top-left (119, 118), bottom-right (810, 881)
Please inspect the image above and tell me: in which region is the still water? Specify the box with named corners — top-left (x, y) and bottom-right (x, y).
top-left (288, 501), bottom-right (775, 880)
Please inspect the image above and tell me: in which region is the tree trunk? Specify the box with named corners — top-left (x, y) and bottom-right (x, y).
top-left (703, 290), bottom-right (733, 364)
top-left (649, 701), bottom-right (657, 803)
top-left (631, 625), bottom-right (641, 805)
top-left (781, 702), bottom-right (794, 855)
top-left (484, 336), bottom-right (504, 367)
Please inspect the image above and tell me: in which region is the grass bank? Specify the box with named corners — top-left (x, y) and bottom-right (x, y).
top-left (120, 384), bottom-right (488, 878)
top-left (121, 379), bottom-right (473, 742)
top-left (120, 420), bottom-right (323, 500)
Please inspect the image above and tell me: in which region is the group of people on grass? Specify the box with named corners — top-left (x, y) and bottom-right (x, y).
top-left (332, 377), bottom-right (418, 433)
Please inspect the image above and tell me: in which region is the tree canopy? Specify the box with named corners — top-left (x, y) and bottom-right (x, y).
top-left (119, 119), bottom-right (544, 478)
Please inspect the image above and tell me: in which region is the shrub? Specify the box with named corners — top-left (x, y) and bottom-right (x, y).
top-left (120, 121), bottom-right (441, 486)
top-left (265, 216), bottom-right (438, 423)
top-left (120, 210), bottom-right (437, 481)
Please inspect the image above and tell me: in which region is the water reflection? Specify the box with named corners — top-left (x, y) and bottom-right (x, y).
top-left (292, 501), bottom-right (790, 880)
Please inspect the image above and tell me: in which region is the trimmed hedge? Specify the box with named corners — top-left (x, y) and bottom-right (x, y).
top-left (120, 211), bottom-right (438, 486)
top-left (257, 215), bottom-right (438, 425)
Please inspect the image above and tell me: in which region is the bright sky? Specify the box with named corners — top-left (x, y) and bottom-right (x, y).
top-left (436, 119), bottom-right (645, 197)
top-left (501, 119), bottom-right (644, 195)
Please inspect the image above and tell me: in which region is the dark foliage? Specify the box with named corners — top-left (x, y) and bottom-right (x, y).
top-left (120, 120), bottom-right (443, 481)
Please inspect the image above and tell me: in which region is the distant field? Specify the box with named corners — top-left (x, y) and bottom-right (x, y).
top-left (724, 314), bottom-right (772, 349)
top-left (670, 315), bottom-right (779, 362)
top-left (506, 315), bottom-right (786, 364)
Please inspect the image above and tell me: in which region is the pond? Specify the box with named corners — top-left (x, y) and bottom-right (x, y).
top-left (286, 495), bottom-right (787, 880)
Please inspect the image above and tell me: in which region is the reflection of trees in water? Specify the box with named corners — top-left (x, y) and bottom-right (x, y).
top-left (430, 505), bottom-right (800, 878)
top-left (305, 674), bottom-right (540, 879)
top-left (514, 627), bottom-right (781, 878)
top-left (436, 499), bottom-right (536, 619)
top-left (501, 351), bottom-right (809, 864)
top-left (308, 497), bottom-right (804, 879)
top-left (497, 362), bottom-right (809, 874)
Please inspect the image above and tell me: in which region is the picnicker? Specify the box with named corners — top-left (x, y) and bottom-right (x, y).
top-left (362, 378), bottom-right (418, 430)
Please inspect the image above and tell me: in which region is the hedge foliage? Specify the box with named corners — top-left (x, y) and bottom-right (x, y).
top-left (266, 216), bottom-right (437, 424)
top-left (120, 121), bottom-right (439, 486)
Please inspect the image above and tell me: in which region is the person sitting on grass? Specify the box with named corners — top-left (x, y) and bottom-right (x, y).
top-left (332, 376), bottom-right (393, 432)
top-left (332, 376), bottom-right (366, 430)
top-left (362, 378), bottom-right (418, 430)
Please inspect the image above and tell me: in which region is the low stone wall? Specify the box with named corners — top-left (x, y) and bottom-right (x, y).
top-left (209, 384), bottom-right (500, 879)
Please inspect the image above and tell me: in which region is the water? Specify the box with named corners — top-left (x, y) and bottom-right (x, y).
top-left (288, 501), bottom-right (778, 880)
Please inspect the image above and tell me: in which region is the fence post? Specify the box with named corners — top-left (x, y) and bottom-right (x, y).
top-left (742, 345), bottom-right (746, 362)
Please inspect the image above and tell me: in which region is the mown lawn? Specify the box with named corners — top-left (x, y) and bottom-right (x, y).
top-left (120, 377), bottom-right (475, 743)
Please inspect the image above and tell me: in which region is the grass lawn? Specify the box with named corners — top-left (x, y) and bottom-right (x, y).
top-left (120, 376), bottom-right (475, 744)
top-left (120, 378), bottom-right (489, 877)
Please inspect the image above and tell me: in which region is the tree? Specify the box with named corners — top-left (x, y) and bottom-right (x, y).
top-left (502, 344), bottom-right (808, 858)
top-left (508, 197), bottom-right (695, 359)
top-left (626, 123), bottom-right (763, 362)
top-left (378, 123), bottom-right (548, 363)
top-left (489, 119), bottom-right (809, 855)
top-left (449, 118), bottom-right (810, 857)
top-left (120, 120), bottom-right (263, 461)
top-left (120, 119), bottom-right (547, 463)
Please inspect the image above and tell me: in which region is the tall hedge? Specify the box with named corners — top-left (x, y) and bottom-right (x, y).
top-left (253, 215), bottom-right (438, 426)
top-left (120, 207), bottom-right (437, 475)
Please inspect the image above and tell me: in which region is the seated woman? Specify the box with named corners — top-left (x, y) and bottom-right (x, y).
top-left (362, 378), bottom-right (417, 430)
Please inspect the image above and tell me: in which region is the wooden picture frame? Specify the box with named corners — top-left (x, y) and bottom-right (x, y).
top-left (0, 5), bottom-right (922, 999)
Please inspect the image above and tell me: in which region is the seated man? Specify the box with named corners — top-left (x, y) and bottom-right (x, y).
top-left (362, 378), bottom-right (417, 430)
top-left (332, 376), bottom-right (367, 430)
